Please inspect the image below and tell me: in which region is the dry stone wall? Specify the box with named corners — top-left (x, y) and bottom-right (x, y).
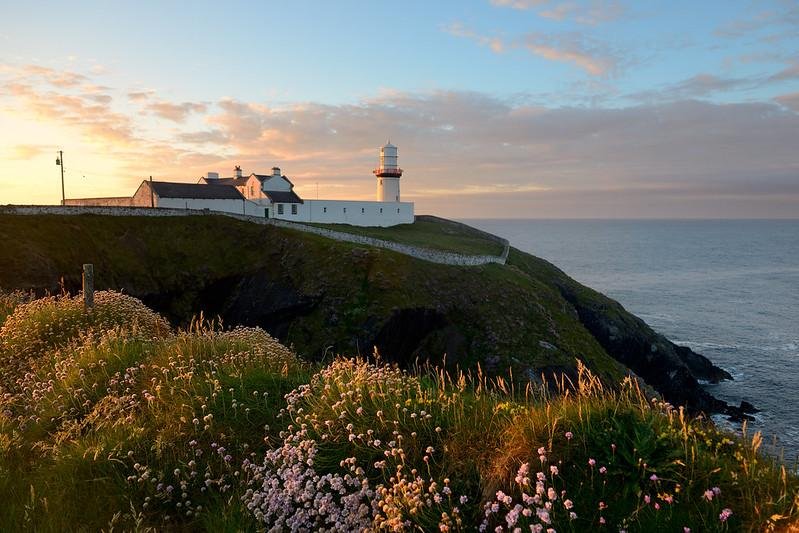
top-left (1, 205), bottom-right (509, 266)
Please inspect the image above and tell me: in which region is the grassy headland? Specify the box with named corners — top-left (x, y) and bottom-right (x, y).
top-left (0, 292), bottom-right (796, 531)
top-left (303, 214), bottom-right (506, 256)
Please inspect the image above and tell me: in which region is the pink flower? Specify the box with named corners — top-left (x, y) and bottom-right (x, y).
top-left (650, 474), bottom-right (658, 481)
top-left (565, 431), bottom-right (573, 440)
top-left (683, 528), bottom-right (691, 533)
top-left (703, 489), bottom-right (715, 501)
top-left (599, 516), bottom-right (606, 524)
top-left (719, 508), bottom-right (733, 522)
top-left (588, 458), bottom-right (596, 467)
top-left (599, 466), bottom-right (607, 474)
top-left (644, 495), bottom-right (651, 504)
top-left (550, 465), bottom-right (559, 475)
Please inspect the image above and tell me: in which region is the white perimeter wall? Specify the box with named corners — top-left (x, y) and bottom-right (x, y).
top-left (157, 197), bottom-right (267, 217)
top-left (269, 200), bottom-right (414, 227)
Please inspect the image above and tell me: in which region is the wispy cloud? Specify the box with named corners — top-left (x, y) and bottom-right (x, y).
top-left (775, 92), bottom-right (799, 112)
top-left (523, 33), bottom-right (616, 75)
top-left (443, 23), bottom-right (617, 76)
top-left (442, 22), bottom-right (505, 53)
top-left (491, 0), bottom-right (625, 25)
top-left (145, 101), bottom-right (207, 122)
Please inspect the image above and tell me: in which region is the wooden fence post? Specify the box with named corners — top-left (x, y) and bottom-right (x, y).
top-left (82, 263), bottom-right (94, 309)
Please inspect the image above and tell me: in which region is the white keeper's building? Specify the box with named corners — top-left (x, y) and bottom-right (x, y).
top-left (64, 142), bottom-right (415, 227)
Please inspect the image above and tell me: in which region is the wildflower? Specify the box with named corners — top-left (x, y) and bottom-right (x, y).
top-left (564, 499), bottom-right (573, 509)
top-left (565, 431), bottom-right (573, 440)
top-left (588, 458), bottom-right (596, 467)
top-left (719, 508), bottom-right (733, 522)
top-left (550, 465), bottom-right (558, 475)
top-left (650, 474), bottom-right (658, 481)
top-left (683, 528), bottom-right (691, 533)
top-left (599, 516), bottom-right (606, 524)
top-left (703, 489), bottom-right (715, 501)
top-left (599, 466), bottom-right (607, 474)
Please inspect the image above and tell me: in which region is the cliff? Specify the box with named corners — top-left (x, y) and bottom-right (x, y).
top-left (0, 213), bottom-right (740, 415)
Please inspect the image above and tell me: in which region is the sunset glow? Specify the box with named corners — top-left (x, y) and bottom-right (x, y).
top-left (1, 1), bottom-right (797, 217)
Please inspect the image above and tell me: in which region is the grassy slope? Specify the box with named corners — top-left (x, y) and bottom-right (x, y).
top-left (0, 295), bottom-right (796, 531)
top-left (303, 214), bottom-right (506, 255)
top-left (0, 214), bottom-right (625, 385)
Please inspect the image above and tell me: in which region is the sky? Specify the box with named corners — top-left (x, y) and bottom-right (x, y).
top-left (0, 0), bottom-right (797, 218)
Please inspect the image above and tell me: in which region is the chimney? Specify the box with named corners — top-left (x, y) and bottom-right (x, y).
top-left (206, 172), bottom-right (219, 180)
top-left (235, 165), bottom-right (242, 178)
top-left (272, 166), bottom-right (281, 177)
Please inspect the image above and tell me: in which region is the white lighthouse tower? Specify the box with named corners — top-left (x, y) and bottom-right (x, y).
top-left (374, 141), bottom-right (403, 202)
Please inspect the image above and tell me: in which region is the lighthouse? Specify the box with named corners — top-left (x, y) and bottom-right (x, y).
top-left (374, 141), bottom-right (403, 202)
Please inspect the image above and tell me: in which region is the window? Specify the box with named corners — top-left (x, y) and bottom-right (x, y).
top-left (250, 186), bottom-right (254, 197)
top-left (361, 207), bottom-right (365, 214)
top-left (343, 207), bottom-right (347, 213)
top-left (396, 195), bottom-right (399, 201)
top-left (291, 204), bottom-right (297, 215)
top-left (277, 204), bottom-right (284, 215)
top-left (379, 179), bottom-right (383, 185)
top-left (397, 208), bottom-right (400, 213)
top-left (323, 207), bottom-right (327, 213)
top-left (379, 208), bottom-right (383, 214)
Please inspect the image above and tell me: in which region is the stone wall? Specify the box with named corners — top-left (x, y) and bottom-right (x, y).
top-left (0, 205), bottom-right (508, 266)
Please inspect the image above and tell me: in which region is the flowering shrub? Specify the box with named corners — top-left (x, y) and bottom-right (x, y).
top-left (243, 359), bottom-right (472, 531)
top-left (0, 288), bottom-right (33, 327)
top-left (0, 295), bottom-right (797, 531)
top-left (0, 290), bottom-right (170, 370)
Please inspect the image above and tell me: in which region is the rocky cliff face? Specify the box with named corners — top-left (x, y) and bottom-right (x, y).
top-left (0, 214), bottom-right (744, 417)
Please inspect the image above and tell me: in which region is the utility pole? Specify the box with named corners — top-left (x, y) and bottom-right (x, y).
top-left (56, 150), bottom-right (65, 205)
top-left (149, 175), bottom-right (154, 207)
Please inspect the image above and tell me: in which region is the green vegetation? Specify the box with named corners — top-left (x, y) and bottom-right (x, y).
top-left (0, 292), bottom-right (797, 531)
top-left (304, 215), bottom-right (506, 256)
top-left (0, 214), bottom-right (623, 387)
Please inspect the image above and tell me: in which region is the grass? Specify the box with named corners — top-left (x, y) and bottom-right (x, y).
top-left (303, 215), bottom-right (507, 256)
top-left (0, 214), bottom-right (627, 388)
top-left (1, 291), bottom-right (797, 531)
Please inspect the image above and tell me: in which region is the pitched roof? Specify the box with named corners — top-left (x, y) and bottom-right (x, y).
top-left (263, 190), bottom-right (304, 203)
top-left (150, 181), bottom-right (244, 200)
top-left (209, 177), bottom-right (249, 187)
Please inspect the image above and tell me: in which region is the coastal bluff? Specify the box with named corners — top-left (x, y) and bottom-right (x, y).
top-left (0, 211), bottom-right (742, 417)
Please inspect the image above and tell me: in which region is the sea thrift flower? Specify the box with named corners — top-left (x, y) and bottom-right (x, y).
top-left (704, 489), bottom-right (715, 501)
top-left (719, 508), bottom-right (733, 522)
top-left (588, 458), bottom-right (596, 467)
top-left (565, 431), bottom-right (573, 440)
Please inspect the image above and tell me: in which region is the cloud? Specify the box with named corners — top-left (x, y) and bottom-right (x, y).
top-left (775, 92), bottom-right (799, 111)
top-left (491, 0), bottom-right (625, 25)
top-left (523, 33), bottom-right (615, 75)
top-left (769, 61), bottom-right (799, 82)
top-left (443, 23), bottom-right (617, 76)
top-left (489, 0), bottom-right (547, 9)
top-left (145, 100), bottom-right (207, 122)
top-left (539, 1), bottom-right (625, 25)
top-left (8, 144), bottom-right (50, 159)
top-left (442, 22), bottom-right (505, 53)
top-left (178, 129), bottom-right (229, 145)
top-left (714, 4), bottom-right (799, 40)
top-left (2, 64), bottom-right (798, 217)
top-left (628, 74), bottom-right (757, 102)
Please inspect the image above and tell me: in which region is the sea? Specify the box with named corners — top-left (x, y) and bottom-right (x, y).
top-left (463, 219), bottom-right (799, 463)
